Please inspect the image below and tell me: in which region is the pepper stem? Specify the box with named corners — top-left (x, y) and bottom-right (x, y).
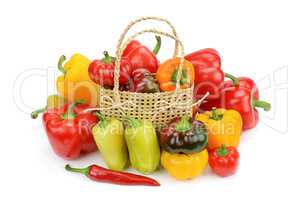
top-left (175, 116), bottom-right (193, 132)
top-left (101, 51), bottom-right (115, 64)
top-left (216, 144), bottom-right (228, 157)
top-left (253, 99), bottom-right (271, 111)
top-left (171, 69), bottom-right (189, 85)
top-left (61, 99), bottom-right (84, 120)
top-left (94, 112), bottom-right (108, 128)
top-left (210, 107), bottom-right (223, 120)
top-left (123, 116), bottom-right (142, 128)
top-left (152, 36), bottom-right (161, 55)
top-left (31, 107), bottom-right (46, 119)
top-left (58, 55), bottom-right (67, 75)
top-left (65, 164), bottom-right (89, 176)
top-left (225, 73), bottom-right (239, 86)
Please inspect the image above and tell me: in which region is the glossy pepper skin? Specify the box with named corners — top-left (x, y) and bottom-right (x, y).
top-left (122, 36), bottom-right (161, 73)
top-left (223, 75), bottom-right (259, 100)
top-left (185, 48), bottom-right (224, 100)
top-left (65, 164), bottom-right (160, 186)
top-left (209, 144), bottom-right (239, 177)
top-left (161, 149), bottom-right (208, 180)
top-left (128, 68), bottom-right (160, 93)
top-left (156, 58), bottom-right (195, 91)
top-left (196, 108), bottom-right (242, 150)
top-left (197, 74), bottom-right (262, 112)
top-left (88, 51), bottom-right (132, 87)
top-left (92, 112), bottom-right (128, 171)
top-left (220, 73), bottom-right (271, 130)
top-left (42, 101), bottom-right (98, 159)
top-left (56, 54), bottom-right (99, 106)
top-left (124, 117), bottom-right (160, 174)
top-left (159, 116), bottom-right (208, 154)
top-left (198, 98), bottom-right (222, 112)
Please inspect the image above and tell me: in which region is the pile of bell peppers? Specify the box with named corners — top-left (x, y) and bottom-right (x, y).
top-left (31, 31), bottom-right (272, 185)
top-left (160, 117), bottom-right (209, 180)
top-left (159, 114), bottom-right (240, 180)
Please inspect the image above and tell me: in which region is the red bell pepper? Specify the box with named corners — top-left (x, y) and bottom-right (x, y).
top-left (88, 51), bottom-right (132, 87)
top-left (65, 164), bottom-right (160, 186)
top-left (43, 100), bottom-right (98, 159)
top-left (196, 74), bottom-right (261, 112)
top-left (223, 75), bottom-right (259, 100)
top-left (198, 97), bottom-right (222, 112)
top-left (208, 144), bottom-right (239, 177)
top-left (220, 73), bottom-right (271, 130)
top-left (185, 48), bottom-right (224, 100)
top-left (122, 36), bottom-right (161, 73)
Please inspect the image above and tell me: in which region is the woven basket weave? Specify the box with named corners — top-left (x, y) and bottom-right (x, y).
top-left (97, 17), bottom-right (206, 130)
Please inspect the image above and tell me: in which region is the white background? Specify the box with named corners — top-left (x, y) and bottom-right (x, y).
top-left (0, 0), bottom-right (298, 199)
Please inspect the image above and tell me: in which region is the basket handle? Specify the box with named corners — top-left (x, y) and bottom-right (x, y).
top-left (116, 16), bottom-right (179, 58)
top-left (113, 29), bottom-right (185, 101)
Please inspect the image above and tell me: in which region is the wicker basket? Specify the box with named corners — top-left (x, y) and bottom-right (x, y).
top-left (96, 17), bottom-right (207, 130)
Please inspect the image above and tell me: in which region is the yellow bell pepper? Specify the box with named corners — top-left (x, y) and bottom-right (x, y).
top-left (196, 108), bottom-right (242, 150)
top-left (161, 149), bottom-right (208, 180)
top-left (56, 54), bottom-right (99, 106)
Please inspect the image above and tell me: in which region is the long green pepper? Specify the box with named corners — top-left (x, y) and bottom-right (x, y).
top-left (92, 112), bottom-right (128, 171)
top-left (124, 117), bottom-right (160, 174)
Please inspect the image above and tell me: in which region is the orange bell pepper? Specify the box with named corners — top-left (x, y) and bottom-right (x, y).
top-left (196, 108), bottom-right (242, 150)
top-left (156, 58), bottom-right (195, 91)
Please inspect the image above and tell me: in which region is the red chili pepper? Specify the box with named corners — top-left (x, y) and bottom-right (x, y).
top-left (88, 51), bottom-right (132, 87)
top-left (185, 48), bottom-right (224, 100)
top-left (208, 144), bottom-right (239, 177)
top-left (220, 73), bottom-right (271, 130)
top-left (43, 100), bottom-right (98, 159)
top-left (65, 164), bottom-right (160, 186)
top-left (122, 36), bottom-right (161, 73)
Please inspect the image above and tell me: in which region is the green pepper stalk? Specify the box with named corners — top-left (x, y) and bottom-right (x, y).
top-left (175, 116), bottom-right (193, 132)
top-left (65, 164), bottom-right (89, 175)
top-left (225, 73), bottom-right (239, 86)
top-left (124, 116), bottom-right (142, 128)
top-left (31, 95), bottom-right (66, 119)
top-left (94, 112), bottom-right (108, 128)
top-left (152, 36), bottom-right (161, 55)
top-left (101, 51), bottom-right (115, 64)
top-left (216, 144), bottom-right (228, 157)
top-left (61, 100), bottom-right (84, 120)
top-left (209, 107), bottom-right (223, 121)
top-left (252, 99), bottom-right (271, 111)
top-left (31, 108), bottom-right (46, 119)
top-left (58, 55), bottom-right (67, 75)
top-left (171, 69), bottom-right (190, 85)
top-left (159, 116), bottom-right (208, 154)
